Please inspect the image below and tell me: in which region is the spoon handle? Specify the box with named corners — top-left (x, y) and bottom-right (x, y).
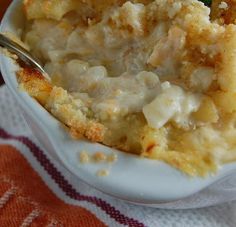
top-left (0, 33), bottom-right (45, 74)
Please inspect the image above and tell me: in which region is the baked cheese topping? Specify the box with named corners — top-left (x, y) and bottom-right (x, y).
top-left (18, 0), bottom-right (236, 176)
top-left (24, 0), bottom-right (207, 126)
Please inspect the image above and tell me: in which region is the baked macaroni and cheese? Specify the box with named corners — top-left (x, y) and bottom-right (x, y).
top-left (16, 0), bottom-right (236, 176)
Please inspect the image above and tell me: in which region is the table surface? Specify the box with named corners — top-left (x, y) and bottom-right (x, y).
top-left (0, 0), bottom-right (12, 86)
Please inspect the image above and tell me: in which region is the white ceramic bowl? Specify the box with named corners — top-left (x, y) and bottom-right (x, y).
top-left (2, 0), bottom-right (236, 209)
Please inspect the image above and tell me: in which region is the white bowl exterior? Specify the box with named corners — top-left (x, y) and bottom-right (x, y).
top-left (2, 0), bottom-right (236, 209)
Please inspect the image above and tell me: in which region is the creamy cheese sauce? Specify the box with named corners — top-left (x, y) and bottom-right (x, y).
top-left (24, 1), bottom-right (208, 128)
top-left (143, 82), bottom-right (202, 129)
top-left (22, 0), bottom-right (236, 175)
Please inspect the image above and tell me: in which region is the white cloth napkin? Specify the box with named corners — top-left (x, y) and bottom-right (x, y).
top-left (0, 84), bottom-right (236, 227)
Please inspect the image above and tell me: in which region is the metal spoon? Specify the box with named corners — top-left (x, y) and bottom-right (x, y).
top-left (0, 33), bottom-right (49, 79)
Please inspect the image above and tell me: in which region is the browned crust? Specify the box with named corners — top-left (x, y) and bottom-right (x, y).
top-left (17, 68), bottom-right (52, 105)
top-left (211, 0), bottom-right (236, 25)
top-left (17, 68), bottom-right (106, 142)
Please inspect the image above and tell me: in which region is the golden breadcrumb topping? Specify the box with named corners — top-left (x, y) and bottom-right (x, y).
top-left (211, 0), bottom-right (236, 24)
top-left (93, 152), bottom-right (107, 163)
top-left (16, 0), bottom-right (236, 176)
top-left (79, 150), bottom-right (90, 164)
top-left (96, 169), bottom-right (110, 177)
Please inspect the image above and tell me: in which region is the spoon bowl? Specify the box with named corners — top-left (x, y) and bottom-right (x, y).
top-left (0, 33), bottom-right (49, 79)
